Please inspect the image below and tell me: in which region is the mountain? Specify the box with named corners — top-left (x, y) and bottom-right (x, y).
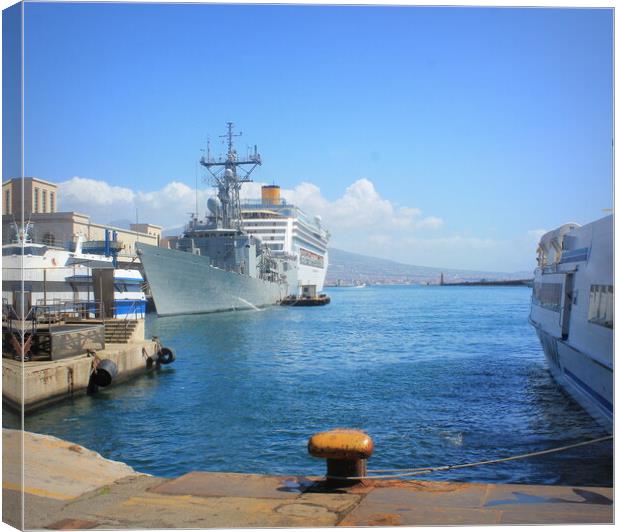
top-left (326, 248), bottom-right (531, 285)
top-left (161, 225), bottom-right (184, 237)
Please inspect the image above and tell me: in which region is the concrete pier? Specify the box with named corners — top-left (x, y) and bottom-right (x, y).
top-left (2, 430), bottom-right (613, 529)
top-left (2, 319), bottom-right (160, 413)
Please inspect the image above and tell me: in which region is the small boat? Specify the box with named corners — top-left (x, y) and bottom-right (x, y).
top-left (2, 224), bottom-right (146, 319)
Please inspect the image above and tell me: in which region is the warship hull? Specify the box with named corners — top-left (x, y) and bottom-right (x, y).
top-left (136, 243), bottom-right (287, 316)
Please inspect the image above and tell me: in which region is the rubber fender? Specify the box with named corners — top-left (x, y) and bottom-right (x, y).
top-left (157, 346), bottom-right (176, 365)
top-left (94, 359), bottom-right (118, 387)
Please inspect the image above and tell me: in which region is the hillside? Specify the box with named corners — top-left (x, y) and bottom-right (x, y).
top-left (326, 248), bottom-right (531, 285)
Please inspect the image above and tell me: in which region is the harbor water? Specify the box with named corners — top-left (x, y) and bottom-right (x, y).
top-left (5, 285), bottom-right (612, 486)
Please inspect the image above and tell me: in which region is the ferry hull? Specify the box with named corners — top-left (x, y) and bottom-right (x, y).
top-left (136, 243), bottom-right (287, 316)
top-left (531, 322), bottom-right (613, 432)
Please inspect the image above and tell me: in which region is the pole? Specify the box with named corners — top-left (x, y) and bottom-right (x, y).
top-left (100, 276), bottom-right (105, 323)
top-left (195, 160), bottom-right (199, 218)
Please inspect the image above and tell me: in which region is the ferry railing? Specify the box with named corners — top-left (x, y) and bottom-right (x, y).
top-left (30, 300), bottom-right (105, 325)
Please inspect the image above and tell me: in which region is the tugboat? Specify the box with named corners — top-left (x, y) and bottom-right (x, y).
top-left (281, 293), bottom-right (331, 307)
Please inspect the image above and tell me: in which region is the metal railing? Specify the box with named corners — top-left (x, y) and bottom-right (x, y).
top-left (2, 298), bottom-right (145, 360)
top-left (108, 299), bottom-right (144, 342)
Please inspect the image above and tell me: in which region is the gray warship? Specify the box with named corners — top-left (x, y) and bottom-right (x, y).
top-left (137, 123), bottom-right (297, 316)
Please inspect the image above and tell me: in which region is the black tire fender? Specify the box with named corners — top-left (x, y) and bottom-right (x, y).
top-left (157, 346), bottom-right (176, 365)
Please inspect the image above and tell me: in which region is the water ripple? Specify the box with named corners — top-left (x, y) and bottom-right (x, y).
top-left (5, 285), bottom-right (612, 486)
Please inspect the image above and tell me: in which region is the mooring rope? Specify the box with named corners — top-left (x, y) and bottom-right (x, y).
top-left (327, 435), bottom-right (613, 481)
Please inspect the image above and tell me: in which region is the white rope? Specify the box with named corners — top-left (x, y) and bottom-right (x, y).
top-left (326, 435), bottom-right (613, 481)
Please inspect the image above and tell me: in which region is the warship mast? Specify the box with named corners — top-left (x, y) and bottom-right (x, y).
top-left (199, 122), bottom-right (262, 230)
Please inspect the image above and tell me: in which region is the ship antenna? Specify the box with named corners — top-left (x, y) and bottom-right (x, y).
top-left (195, 159), bottom-right (199, 218)
top-left (200, 122), bottom-right (262, 231)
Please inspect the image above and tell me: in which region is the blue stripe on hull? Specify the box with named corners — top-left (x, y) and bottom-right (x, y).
top-left (531, 323), bottom-right (612, 431)
top-left (564, 368), bottom-right (613, 415)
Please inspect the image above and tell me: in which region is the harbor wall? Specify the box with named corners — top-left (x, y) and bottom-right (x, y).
top-left (2, 429), bottom-right (613, 529)
top-left (2, 337), bottom-right (158, 413)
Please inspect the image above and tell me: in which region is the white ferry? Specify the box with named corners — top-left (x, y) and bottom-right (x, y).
top-left (240, 185), bottom-right (329, 296)
top-left (529, 215), bottom-right (613, 431)
top-left (2, 225), bottom-right (146, 319)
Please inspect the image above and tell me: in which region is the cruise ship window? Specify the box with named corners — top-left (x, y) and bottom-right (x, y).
top-left (588, 284), bottom-right (613, 329)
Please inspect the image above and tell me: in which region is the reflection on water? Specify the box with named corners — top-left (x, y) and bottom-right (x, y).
top-left (5, 286), bottom-right (612, 485)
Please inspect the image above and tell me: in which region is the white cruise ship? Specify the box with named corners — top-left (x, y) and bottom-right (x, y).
top-left (240, 185), bottom-right (329, 297)
top-left (529, 215), bottom-right (613, 431)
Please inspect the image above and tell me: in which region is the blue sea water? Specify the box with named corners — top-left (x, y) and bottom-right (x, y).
top-left (6, 286), bottom-right (612, 486)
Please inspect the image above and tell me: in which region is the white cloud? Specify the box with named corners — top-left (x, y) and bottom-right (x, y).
top-left (527, 229), bottom-right (547, 243)
top-left (57, 175), bottom-right (540, 271)
top-left (59, 177), bottom-right (135, 208)
top-left (281, 178), bottom-right (442, 231)
top-left (58, 175), bottom-right (443, 237)
top-left (415, 216), bottom-right (444, 230)
top-left (59, 176), bottom-right (215, 229)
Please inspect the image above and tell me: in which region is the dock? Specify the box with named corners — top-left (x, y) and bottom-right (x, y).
top-left (2, 314), bottom-right (173, 413)
top-left (2, 429), bottom-right (613, 529)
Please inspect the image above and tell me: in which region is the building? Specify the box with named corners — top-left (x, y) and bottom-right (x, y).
top-left (3, 177), bottom-right (59, 218)
top-left (2, 177), bottom-right (162, 255)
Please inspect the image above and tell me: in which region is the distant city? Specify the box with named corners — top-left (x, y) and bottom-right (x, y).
top-left (325, 248), bottom-right (533, 286)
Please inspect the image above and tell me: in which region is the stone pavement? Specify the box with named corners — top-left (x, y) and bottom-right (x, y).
top-left (2, 430), bottom-right (614, 529)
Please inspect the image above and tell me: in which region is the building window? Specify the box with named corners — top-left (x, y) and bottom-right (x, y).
top-left (34, 188), bottom-right (39, 213)
top-left (42, 190), bottom-right (47, 212)
top-left (50, 192), bottom-right (55, 212)
top-left (42, 232), bottom-right (56, 246)
top-left (4, 190), bottom-right (10, 215)
top-left (532, 282), bottom-right (562, 312)
top-left (588, 284), bottom-right (613, 329)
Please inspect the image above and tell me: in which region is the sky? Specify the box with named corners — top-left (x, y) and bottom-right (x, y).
top-left (4, 3), bottom-right (613, 272)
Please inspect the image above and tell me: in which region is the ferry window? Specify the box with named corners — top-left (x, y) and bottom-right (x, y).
top-left (20, 246), bottom-right (48, 256)
top-left (532, 282), bottom-right (562, 312)
top-left (2, 246), bottom-right (19, 256)
top-left (588, 285), bottom-right (613, 329)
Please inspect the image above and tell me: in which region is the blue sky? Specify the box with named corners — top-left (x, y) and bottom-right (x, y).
top-left (5, 3), bottom-right (614, 271)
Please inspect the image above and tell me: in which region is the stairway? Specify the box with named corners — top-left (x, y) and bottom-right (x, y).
top-left (104, 319), bottom-right (138, 344)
